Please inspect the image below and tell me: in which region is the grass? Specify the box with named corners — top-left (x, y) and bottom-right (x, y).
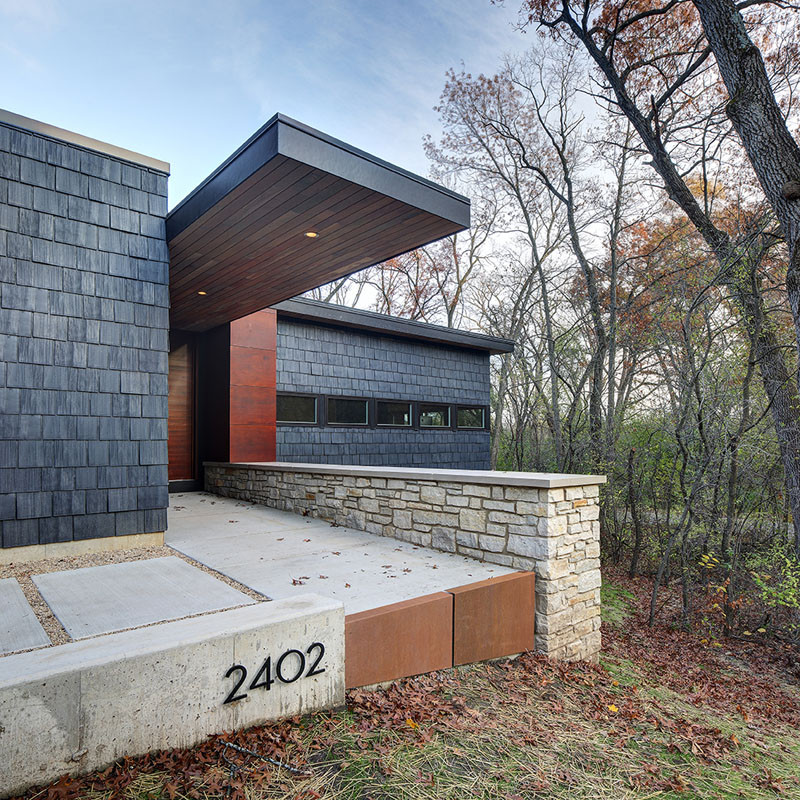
top-left (23, 576), bottom-right (800, 800)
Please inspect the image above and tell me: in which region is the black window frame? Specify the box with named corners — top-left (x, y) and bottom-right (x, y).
top-left (375, 398), bottom-right (414, 428)
top-left (456, 404), bottom-right (488, 430)
top-left (325, 394), bottom-right (370, 427)
top-left (418, 402), bottom-right (452, 429)
top-left (276, 392), bottom-right (319, 425)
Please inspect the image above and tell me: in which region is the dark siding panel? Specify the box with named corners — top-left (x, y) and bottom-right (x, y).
top-left (275, 318), bottom-right (491, 470)
top-left (0, 121), bottom-right (170, 547)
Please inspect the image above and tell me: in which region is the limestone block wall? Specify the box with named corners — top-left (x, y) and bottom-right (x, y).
top-left (205, 462), bottom-right (604, 662)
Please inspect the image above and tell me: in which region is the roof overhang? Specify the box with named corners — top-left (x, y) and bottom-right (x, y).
top-left (166, 114), bottom-right (470, 332)
top-left (273, 298), bottom-right (515, 354)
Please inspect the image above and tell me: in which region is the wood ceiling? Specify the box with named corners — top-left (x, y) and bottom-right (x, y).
top-left (166, 114), bottom-right (470, 333)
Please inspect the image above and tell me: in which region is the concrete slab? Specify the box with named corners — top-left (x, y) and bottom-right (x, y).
top-left (0, 578), bottom-right (49, 655)
top-left (0, 595), bottom-right (344, 798)
top-left (32, 557), bottom-right (254, 639)
top-left (168, 493), bottom-right (516, 615)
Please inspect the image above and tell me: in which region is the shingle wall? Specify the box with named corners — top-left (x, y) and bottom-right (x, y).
top-left (0, 122), bottom-right (169, 548)
top-left (276, 318), bottom-right (491, 469)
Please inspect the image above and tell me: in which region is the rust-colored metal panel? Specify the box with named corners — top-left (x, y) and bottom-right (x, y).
top-left (227, 311), bottom-right (277, 462)
top-left (229, 423), bottom-right (276, 462)
top-left (448, 572), bottom-right (535, 666)
top-left (229, 347), bottom-right (276, 388)
top-left (230, 385), bottom-right (276, 421)
top-left (229, 309), bottom-right (277, 350)
top-left (345, 592), bottom-right (453, 688)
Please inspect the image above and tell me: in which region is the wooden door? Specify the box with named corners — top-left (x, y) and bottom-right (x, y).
top-left (168, 334), bottom-right (195, 481)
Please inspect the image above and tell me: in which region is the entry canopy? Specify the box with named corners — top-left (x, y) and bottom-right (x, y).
top-left (166, 114), bottom-right (471, 332)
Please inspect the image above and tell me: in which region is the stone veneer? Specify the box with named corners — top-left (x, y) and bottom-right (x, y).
top-left (205, 462), bottom-right (604, 662)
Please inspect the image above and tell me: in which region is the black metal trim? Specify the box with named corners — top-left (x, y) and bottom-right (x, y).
top-left (273, 297), bottom-right (515, 354)
top-left (276, 391), bottom-right (319, 425)
top-left (325, 394), bottom-right (370, 427)
top-left (455, 404), bottom-right (489, 431)
top-left (169, 479), bottom-right (202, 493)
top-left (166, 113), bottom-right (470, 243)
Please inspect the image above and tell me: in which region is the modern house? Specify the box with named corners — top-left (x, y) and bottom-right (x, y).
top-left (0, 107), bottom-right (514, 554)
top-left (0, 108), bottom-right (603, 795)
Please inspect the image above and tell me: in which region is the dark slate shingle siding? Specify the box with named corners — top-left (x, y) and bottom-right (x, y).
top-left (0, 123), bottom-right (169, 548)
top-left (276, 318), bottom-right (492, 470)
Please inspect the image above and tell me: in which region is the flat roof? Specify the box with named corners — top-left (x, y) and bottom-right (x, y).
top-left (272, 297), bottom-right (515, 354)
top-left (166, 114), bottom-right (470, 333)
top-left (0, 108), bottom-right (170, 174)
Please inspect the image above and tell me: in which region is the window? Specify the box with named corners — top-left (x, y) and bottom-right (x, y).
top-left (419, 403), bottom-right (450, 428)
top-left (457, 406), bottom-right (485, 429)
top-left (277, 394), bottom-right (317, 424)
top-left (377, 400), bottom-right (412, 426)
top-left (327, 397), bottom-right (369, 425)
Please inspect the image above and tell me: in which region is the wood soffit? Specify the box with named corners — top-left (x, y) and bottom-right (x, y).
top-left (166, 114), bottom-right (470, 333)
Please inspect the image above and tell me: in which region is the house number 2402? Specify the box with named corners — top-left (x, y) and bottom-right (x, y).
top-left (222, 642), bottom-right (326, 704)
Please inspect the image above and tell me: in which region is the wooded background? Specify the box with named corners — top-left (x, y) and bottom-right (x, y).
top-left (309, 0), bottom-right (800, 641)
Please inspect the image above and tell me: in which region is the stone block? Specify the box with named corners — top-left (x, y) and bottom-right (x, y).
top-left (577, 569), bottom-right (602, 593)
top-left (477, 533), bottom-right (505, 553)
top-left (458, 508), bottom-right (486, 532)
top-left (507, 534), bottom-right (547, 560)
top-left (431, 527), bottom-right (456, 552)
top-left (419, 485), bottom-right (446, 505)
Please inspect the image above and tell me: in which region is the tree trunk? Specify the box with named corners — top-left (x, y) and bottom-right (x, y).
top-left (693, 0), bottom-right (800, 556)
top-left (628, 448), bottom-right (644, 578)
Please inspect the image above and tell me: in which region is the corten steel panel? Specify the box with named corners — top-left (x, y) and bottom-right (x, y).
top-left (345, 592), bottom-right (453, 688)
top-left (229, 424), bottom-right (276, 462)
top-left (448, 572), bottom-right (535, 666)
top-left (229, 347), bottom-right (277, 388)
top-left (166, 115), bottom-right (469, 333)
top-left (230, 310), bottom-right (278, 350)
top-left (227, 311), bottom-right (277, 462)
top-left (168, 335), bottom-right (195, 481)
top-left (230, 385), bottom-right (276, 421)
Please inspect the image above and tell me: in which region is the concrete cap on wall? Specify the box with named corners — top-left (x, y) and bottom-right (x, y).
top-left (204, 461), bottom-right (607, 488)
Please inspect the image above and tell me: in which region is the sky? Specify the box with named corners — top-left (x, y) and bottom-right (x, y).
top-left (0, 0), bottom-right (527, 207)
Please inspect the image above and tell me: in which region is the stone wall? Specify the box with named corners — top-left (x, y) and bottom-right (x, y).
top-left (205, 462), bottom-right (603, 662)
top-left (0, 120), bottom-right (170, 548)
top-left (276, 317), bottom-right (491, 469)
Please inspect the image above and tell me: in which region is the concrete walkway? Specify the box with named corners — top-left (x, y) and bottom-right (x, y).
top-left (32, 557), bottom-right (254, 639)
top-left (167, 493), bottom-right (516, 615)
top-left (0, 578), bottom-right (50, 655)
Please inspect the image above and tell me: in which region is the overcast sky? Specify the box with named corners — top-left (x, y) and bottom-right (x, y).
top-left (0, 0), bottom-right (526, 207)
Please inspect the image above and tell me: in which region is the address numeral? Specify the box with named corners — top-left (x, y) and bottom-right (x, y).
top-left (222, 641), bottom-right (327, 704)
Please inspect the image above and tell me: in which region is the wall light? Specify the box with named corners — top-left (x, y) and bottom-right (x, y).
top-left (304, 231), bottom-right (319, 238)
top-left (197, 291), bottom-right (208, 296)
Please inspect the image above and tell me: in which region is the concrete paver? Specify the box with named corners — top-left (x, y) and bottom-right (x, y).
top-left (32, 556), bottom-right (254, 639)
top-left (0, 578), bottom-right (50, 655)
top-left (168, 493), bottom-right (516, 615)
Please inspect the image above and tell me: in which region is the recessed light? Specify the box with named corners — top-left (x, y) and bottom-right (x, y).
top-left (197, 290), bottom-right (207, 296)
top-left (304, 231), bottom-right (319, 238)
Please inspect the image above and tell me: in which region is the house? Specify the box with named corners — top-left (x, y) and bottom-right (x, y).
top-left (169, 297), bottom-right (513, 489)
top-left (0, 106), bottom-right (507, 555)
top-left (0, 109), bottom-right (603, 795)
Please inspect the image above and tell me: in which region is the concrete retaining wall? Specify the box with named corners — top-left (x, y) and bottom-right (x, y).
top-left (0, 595), bottom-right (344, 798)
top-left (205, 462), bottom-right (604, 662)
